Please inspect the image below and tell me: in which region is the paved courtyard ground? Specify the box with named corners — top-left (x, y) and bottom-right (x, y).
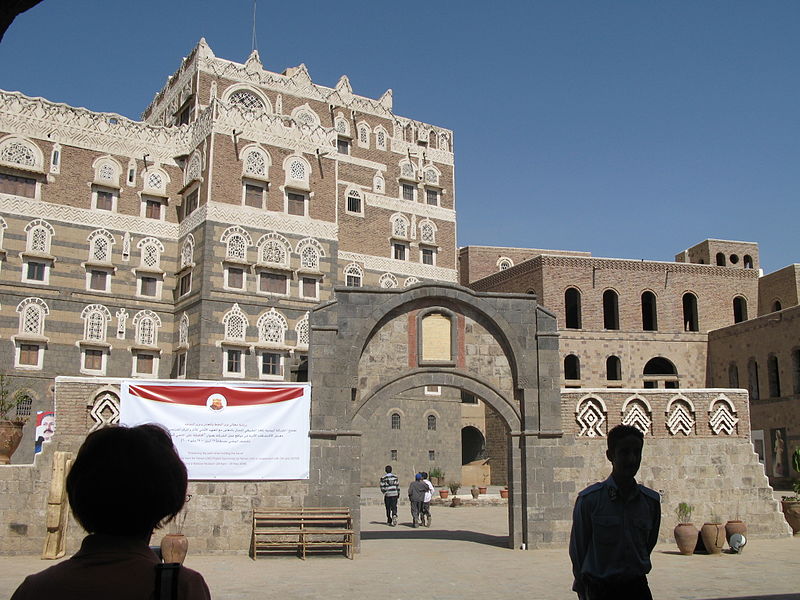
top-left (1, 502), bottom-right (798, 599)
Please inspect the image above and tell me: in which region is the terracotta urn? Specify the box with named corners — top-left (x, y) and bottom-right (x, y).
top-left (450, 497), bottom-right (462, 507)
top-left (724, 520), bottom-right (747, 544)
top-left (478, 486), bottom-right (487, 495)
top-left (781, 500), bottom-right (800, 535)
top-left (673, 523), bottom-right (699, 555)
top-left (439, 489), bottom-right (449, 499)
top-left (0, 421), bottom-right (24, 465)
top-left (700, 523), bottom-right (725, 554)
top-left (500, 488), bottom-right (509, 499)
top-left (160, 533), bottom-right (188, 564)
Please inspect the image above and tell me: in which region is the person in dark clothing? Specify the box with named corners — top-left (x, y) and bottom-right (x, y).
top-left (569, 425), bottom-right (661, 600)
top-left (379, 465), bottom-right (400, 526)
top-left (407, 473), bottom-right (429, 528)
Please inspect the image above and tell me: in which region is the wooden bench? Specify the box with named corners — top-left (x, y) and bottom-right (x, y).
top-left (251, 508), bottom-right (354, 560)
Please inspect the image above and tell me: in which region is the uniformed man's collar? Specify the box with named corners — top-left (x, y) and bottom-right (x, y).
top-left (604, 475), bottom-right (639, 502)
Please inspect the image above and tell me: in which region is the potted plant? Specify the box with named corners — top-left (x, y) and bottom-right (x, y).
top-left (439, 488), bottom-right (449, 499)
top-left (0, 375), bottom-right (28, 465)
top-left (448, 481), bottom-right (461, 506)
top-left (500, 487), bottom-right (509, 499)
top-left (673, 502), bottom-right (698, 555)
top-left (161, 494), bottom-right (191, 564)
top-left (780, 448), bottom-right (800, 535)
top-left (470, 485), bottom-right (480, 499)
top-left (700, 514), bottom-right (726, 555)
top-left (478, 485), bottom-right (487, 495)
top-left (429, 467), bottom-right (444, 487)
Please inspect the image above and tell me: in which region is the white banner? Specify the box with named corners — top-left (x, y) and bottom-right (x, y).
top-left (119, 380), bottom-right (310, 480)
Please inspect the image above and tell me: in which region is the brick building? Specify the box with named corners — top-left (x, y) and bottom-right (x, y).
top-left (461, 240), bottom-right (799, 485)
top-left (0, 39), bottom-right (457, 466)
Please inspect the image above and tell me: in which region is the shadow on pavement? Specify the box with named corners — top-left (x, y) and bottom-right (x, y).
top-left (361, 527), bottom-right (509, 548)
top-left (698, 596), bottom-right (800, 600)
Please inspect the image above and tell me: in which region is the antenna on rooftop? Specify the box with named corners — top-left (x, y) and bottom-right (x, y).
top-left (251, 0), bottom-right (258, 53)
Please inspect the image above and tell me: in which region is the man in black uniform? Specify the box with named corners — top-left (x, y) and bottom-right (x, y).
top-left (569, 424), bottom-right (661, 600)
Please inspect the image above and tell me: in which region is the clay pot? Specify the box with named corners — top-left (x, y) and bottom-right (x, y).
top-left (673, 523), bottom-right (699, 555)
top-left (781, 500), bottom-right (800, 535)
top-left (700, 523), bottom-right (725, 554)
top-left (0, 421), bottom-right (24, 465)
top-left (478, 486), bottom-right (487, 495)
top-left (160, 533), bottom-right (188, 564)
top-left (439, 490), bottom-right (449, 499)
top-left (724, 520), bottom-right (747, 544)
top-left (500, 488), bottom-right (509, 499)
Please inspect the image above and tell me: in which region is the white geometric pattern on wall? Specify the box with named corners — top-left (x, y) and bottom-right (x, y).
top-left (666, 396), bottom-right (696, 436)
top-left (708, 395), bottom-right (738, 436)
top-left (575, 396), bottom-right (607, 437)
top-left (89, 392), bottom-right (120, 432)
top-left (621, 396), bottom-right (652, 435)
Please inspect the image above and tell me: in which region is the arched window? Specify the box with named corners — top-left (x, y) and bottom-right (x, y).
top-left (226, 234), bottom-right (247, 260)
top-left (747, 359), bottom-right (760, 400)
top-left (184, 152), bottom-right (202, 186)
top-left (344, 263), bottom-right (363, 287)
top-left (391, 214), bottom-right (409, 238)
top-left (375, 127), bottom-right (387, 150)
top-left (0, 137), bottom-right (41, 169)
top-left (641, 291), bottom-right (658, 331)
top-left (728, 363), bottom-right (739, 388)
top-left (286, 156), bottom-right (309, 184)
top-left (299, 244), bottom-right (320, 270)
top-left (379, 273), bottom-right (398, 288)
top-left (682, 293), bottom-right (699, 331)
top-left (606, 356), bottom-right (622, 381)
top-left (391, 413), bottom-right (401, 430)
top-left (716, 252), bottom-right (726, 266)
top-left (88, 230), bottom-right (114, 263)
top-left (26, 219), bottom-right (53, 253)
top-left (179, 313), bottom-right (189, 347)
top-left (81, 305), bottom-right (110, 342)
top-left (603, 290), bottom-right (619, 330)
top-left (257, 233), bottom-right (290, 266)
top-left (137, 237), bottom-right (163, 269)
top-left (223, 304), bottom-right (248, 341)
top-left (564, 288), bottom-right (582, 329)
top-left (427, 415), bottom-right (437, 431)
top-left (767, 355), bottom-right (781, 398)
top-left (17, 298), bottom-right (48, 335)
top-left (295, 315), bottom-right (310, 347)
top-left (180, 235), bottom-right (195, 269)
top-left (733, 296), bottom-right (748, 323)
top-left (773, 300), bottom-right (783, 312)
top-left (133, 310), bottom-right (160, 346)
top-left (497, 257), bottom-right (513, 271)
top-left (743, 255), bottom-right (753, 269)
top-left (564, 354), bottom-right (580, 380)
top-left (242, 147), bottom-right (269, 178)
top-left (257, 309), bottom-right (287, 345)
top-left (228, 89), bottom-right (266, 111)
top-left (643, 357), bottom-right (677, 388)
top-left (419, 220), bottom-right (436, 244)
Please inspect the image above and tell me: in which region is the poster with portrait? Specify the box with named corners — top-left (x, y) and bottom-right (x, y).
top-left (770, 427), bottom-right (788, 478)
top-left (120, 381), bottom-right (310, 480)
top-left (34, 411), bottom-right (55, 454)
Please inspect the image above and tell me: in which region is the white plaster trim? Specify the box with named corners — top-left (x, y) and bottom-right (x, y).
top-left (364, 192), bottom-right (455, 222)
top-left (338, 250), bottom-right (457, 282)
top-left (204, 201), bottom-right (338, 241)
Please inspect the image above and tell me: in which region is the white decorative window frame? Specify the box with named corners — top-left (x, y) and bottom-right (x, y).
top-left (132, 310), bottom-right (162, 347)
top-left (404, 277), bottom-right (420, 287)
top-left (497, 257), bottom-right (514, 270)
top-left (0, 136), bottom-right (44, 172)
top-left (343, 262), bottom-right (364, 287)
top-left (81, 304), bottom-right (111, 343)
top-left (390, 213), bottom-right (410, 240)
top-left (21, 256), bottom-right (51, 285)
top-left (295, 238), bottom-right (325, 270)
top-left (295, 313), bottom-right (310, 349)
top-left (239, 144), bottom-right (272, 180)
top-left (220, 226), bottom-right (253, 262)
top-left (290, 103), bottom-right (321, 128)
top-left (141, 166), bottom-right (170, 196)
top-left (80, 346), bottom-right (108, 376)
top-left (91, 155), bottom-right (123, 188)
top-left (373, 171), bottom-right (385, 194)
top-left (256, 232), bottom-right (291, 268)
top-left (283, 155), bottom-right (312, 191)
top-left (223, 347), bottom-right (246, 378)
top-left (50, 143), bottom-right (61, 175)
top-left (222, 303), bottom-right (249, 342)
top-left (379, 273), bottom-right (398, 288)
top-left (222, 84), bottom-right (272, 112)
top-left (345, 188), bottom-right (364, 217)
top-left (356, 121), bottom-right (370, 148)
top-left (257, 308), bottom-right (288, 346)
top-left (418, 219), bottom-right (437, 245)
top-left (374, 126), bottom-right (388, 150)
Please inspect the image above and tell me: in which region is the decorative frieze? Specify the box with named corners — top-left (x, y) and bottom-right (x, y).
top-left (338, 251), bottom-right (457, 282)
top-left (365, 192), bottom-right (456, 223)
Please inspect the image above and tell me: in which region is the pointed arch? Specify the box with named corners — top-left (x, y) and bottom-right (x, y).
top-left (223, 304), bottom-right (249, 341)
top-left (257, 308), bottom-right (288, 345)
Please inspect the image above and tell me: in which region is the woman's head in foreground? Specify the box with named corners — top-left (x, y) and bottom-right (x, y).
top-left (66, 424), bottom-right (188, 537)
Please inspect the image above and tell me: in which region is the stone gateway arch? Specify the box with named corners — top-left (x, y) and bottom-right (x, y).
top-left (307, 283), bottom-right (565, 549)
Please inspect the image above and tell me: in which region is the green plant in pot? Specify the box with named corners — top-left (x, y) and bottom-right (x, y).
top-left (0, 375), bottom-right (29, 465)
top-left (447, 481), bottom-right (462, 506)
top-left (428, 467), bottom-right (444, 486)
top-left (781, 449), bottom-right (800, 535)
top-left (700, 514), bottom-right (726, 554)
top-left (673, 502), bottom-right (698, 555)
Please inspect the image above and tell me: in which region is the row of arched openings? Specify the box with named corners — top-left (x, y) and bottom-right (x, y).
top-left (564, 355), bottom-right (678, 387)
top-left (390, 413), bottom-right (437, 431)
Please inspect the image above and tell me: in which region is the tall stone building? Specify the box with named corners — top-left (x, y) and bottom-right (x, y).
top-left (0, 39), bottom-right (458, 467)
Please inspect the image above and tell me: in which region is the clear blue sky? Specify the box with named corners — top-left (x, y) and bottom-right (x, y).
top-left (1, 1), bottom-right (797, 273)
